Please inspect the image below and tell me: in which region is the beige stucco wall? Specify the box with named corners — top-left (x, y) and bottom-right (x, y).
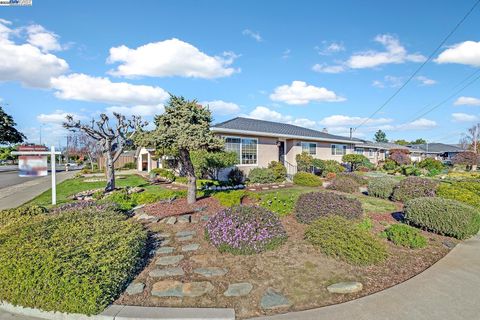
top-left (286, 139), bottom-right (357, 165)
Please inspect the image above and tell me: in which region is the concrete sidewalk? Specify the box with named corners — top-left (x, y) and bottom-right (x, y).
top-left (253, 234), bottom-right (480, 320)
top-left (0, 171), bottom-right (75, 209)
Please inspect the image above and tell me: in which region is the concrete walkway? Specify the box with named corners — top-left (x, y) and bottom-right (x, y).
top-left (253, 234), bottom-right (480, 320)
top-left (0, 171), bottom-right (75, 210)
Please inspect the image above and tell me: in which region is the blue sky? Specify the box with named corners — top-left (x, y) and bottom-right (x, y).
top-left (1, 0), bottom-right (480, 147)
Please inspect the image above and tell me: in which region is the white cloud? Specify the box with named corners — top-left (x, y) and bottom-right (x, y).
top-left (107, 38), bottom-right (238, 79)
top-left (37, 109), bottom-right (86, 124)
top-left (312, 64), bottom-right (346, 74)
top-left (25, 24), bottom-right (62, 52)
top-left (372, 75), bottom-right (404, 88)
top-left (270, 81), bottom-right (345, 105)
top-left (315, 42), bottom-right (345, 55)
top-left (242, 29), bottom-right (262, 42)
top-left (0, 19), bottom-right (68, 88)
top-left (400, 118), bottom-right (437, 130)
top-left (243, 106), bottom-right (317, 128)
top-left (50, 73), bottom-right (169, 105)
top-left (106, 104), bottom-right (165, 117)
top-left (416, 76), bottom-right (437, 86)
top-left (201, 100), bottom-right (240, 115)
top-left (454, 96), bottom-right (480, 106)
top-left (319, 115), bottom-right (393, 127)
top-left (452, 112), bottom-right (478, 123)
top-left (435, 41), bottom-right (480, 67)
top-left (314, 34), bottom-right (425, 73)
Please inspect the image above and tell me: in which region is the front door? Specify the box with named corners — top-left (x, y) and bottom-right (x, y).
top-left (278, 141), bottom-right (285, 164)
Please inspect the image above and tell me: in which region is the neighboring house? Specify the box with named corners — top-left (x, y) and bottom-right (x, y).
top-left (135, 147), bottom-right (159, 172)
top-left (98, 150), bottom-right (136, 170)
top-left (407, 143), bottom-right (464, 162)
top-left (211, 117), bottom-right (402, 176)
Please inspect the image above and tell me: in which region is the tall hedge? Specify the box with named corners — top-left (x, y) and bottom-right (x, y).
top-left (0, 206), bottom-right (147, 314)
top-left (404, 197), bottom-right (480, 240)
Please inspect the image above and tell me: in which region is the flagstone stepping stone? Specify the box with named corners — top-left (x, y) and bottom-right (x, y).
top-left (177, 235), bottom-right (193, 241)
top-left (125, 282), bottom-right (145, 295)
top-left (165, 217), bottom-right (177, 225)
top-left (190, 216), bottom-right (199, 224)
top-left (149, 267), bottom-right (185, 278)
top-left (248, 188), bottom-right (256, 191)
top-left (272, 186), bottom-right (279, 189)
top-left (151, 280), bottom-right (213, 297)
top-left (224, 282), bottom-right (253, 297)
top-left (159, 239), bottom-right (171, 246)
top-left (177, 215), bottom-right (191, 223)
top-left (156, 255), bottom-right (184, 266)
top-left (200, 215), bottom-right (210, 222)
top-left (182, 243), bottom-right (200, 252)
top-left (260, 288), bottom-right (291, 310)
top-left (156, 247), bottom-right (175, 254)
top-left (157, 232), bottom-right (171, 238)
top-left (176, 230), bottom-right (196, 237)
top-left (327, 281), bottom-right (363, 294)
top-left (193, 267), bottom-right (228, 277)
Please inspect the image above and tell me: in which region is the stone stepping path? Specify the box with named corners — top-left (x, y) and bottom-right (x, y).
top-left (224, 283), bottom-right (253, 297)
top-left (260, 288), bottom-right (291, 310)
top-left (193, 267), bottom-right (228, 277)
top-left (149, 267), bottom-right (185, 278)
top-left (152, 280), bottom-right (214, 297)
top-left (181, 243), bottom-right (200, 252)
top-left (156, 246), bottom-right (175, 254)
top-left (156, 255), bottom-right (184, 266)
top-left (125, 282), bottom-right (145, 295)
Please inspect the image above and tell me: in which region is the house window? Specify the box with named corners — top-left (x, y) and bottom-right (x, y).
top-left (355, 148), bottom-right (364, 155)
top-left (301, 142), bottom-right (317, 155)
top-left (331, 144), bottom-right (347, 155)
top-left (368, 149), bottom-right (374, 157)
top-left (224, 136), bottom-right (257, 165)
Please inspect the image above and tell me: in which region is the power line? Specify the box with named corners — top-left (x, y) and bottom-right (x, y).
top-left (354, 0), bottom-right (480, 131)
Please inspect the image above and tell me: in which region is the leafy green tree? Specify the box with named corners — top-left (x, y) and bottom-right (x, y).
top-left (191, 150), bottom-right (238, 180)
top-left (0, 105), bottom-right (25, 145)
top-left (0, 145), bottom-right (16, 161)
top-left (393, 139), bottom-right (409, 146)
top-left (374, 130), bottom-right (388, 143)
top-left (410, 138), bottom-right (427, 145)
top-left (296, 152), bottom-right (314, 172)
top-left (342, 154), bottom-right (369, 171)
top-left (138, 95), bottom-right (223, 204)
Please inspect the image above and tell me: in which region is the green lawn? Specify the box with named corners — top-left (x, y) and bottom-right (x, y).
top-left (351, 194), bottom-right (398, 214)
top-left (28, 174), bottom-right (149, 207)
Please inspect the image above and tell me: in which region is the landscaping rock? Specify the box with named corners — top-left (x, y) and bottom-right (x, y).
top-left (156, 247), bottom-right (175, 254)
top-left (200, 215), bottom-right (210, 222)
top-left (127, 187), bottom-right (144, 194)
top-left (151, 280), bottom-right (183, 297)
top-left (442, 240), bottom-right (456, 250)
top-left (182, 281), bottom-right (214, 297)
top-left (327, 281), bottom-right (363, 294)
top-left (157, 232), bottom-right (171, 238)
top-left (224, 283), bottom-right (253, 297)
top-left (193, 267), bottom-right (228, 277)
top-left (260, 288), bottom-right (291, 310)
top-left (194, 206), bottom-right (208, 212)
top-left (177, 215), bottom-right (191, 224)
top-left (182, 243), bottom-right (200, 252)
top-left (176, 230), bottom-right (196, 237)
top-left (125, 282), bottom-right (145, 295)
top-left (177, 235), bottom-right (193, 242)
top-left (160, 239), bottom-right (171, 246)
top-left (135, 214), bottom-right (160, 223)
top-left (132, 204), bottom-right (146, 211)
top-left (155, 255), bottom-right (184, 266)
top-left (165, 217), bottom-right (177, 225)
top-left (149, 267), bottom-right (185, 278)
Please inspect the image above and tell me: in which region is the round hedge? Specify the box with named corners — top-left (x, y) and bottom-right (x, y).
top-left (326, 175), bottom-right (360, 193)
top-left (338, 172), bottom-right (368, 185)
top-left (0, 205), bottom-right (147, 315)
top-left (392, 177), bottom-right (438, 202)
top-left (305, 216), bottom-right (388, 266)
top-left (382, 224), bottom-right (427, 249)
top-left (368, 177), bottom-right (399, 199)
top-left (295, 191), bottom-right (363, 223)
top-left (404, 197), bottom-right (480, 240)
top-left (206, 205), bottom-right (287, 254)
top-left (293, 172), bottom-right (322, 187)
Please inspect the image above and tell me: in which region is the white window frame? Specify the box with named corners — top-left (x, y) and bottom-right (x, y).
top-left (301, 141), bottom-right (317, 155)
top-left (331, 144), bottom-right (347, 156)
top-left (368, 149), bottom-right (374, 157)
top-left (355, 147), bottom-right (364, 155)
top-left (224, 136), bottom-right (258, 166)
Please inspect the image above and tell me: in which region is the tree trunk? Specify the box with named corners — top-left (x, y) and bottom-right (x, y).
top-left (105, 151), bottom-right (115, 192)
top-left (179, 148), bottom-right (196, 204)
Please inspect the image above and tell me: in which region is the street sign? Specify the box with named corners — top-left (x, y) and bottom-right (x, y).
top-left (17, 145), bottom-right (49, 177)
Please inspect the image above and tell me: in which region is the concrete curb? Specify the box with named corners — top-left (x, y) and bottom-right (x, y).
top-left (0, 302), bottom-right (235, 320)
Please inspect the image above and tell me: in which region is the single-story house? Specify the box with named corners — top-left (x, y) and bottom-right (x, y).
top-left (135, 147), bottom-right (159, 172)
top-left (211, 117), bottom-right (404, 176)
top-left (407, 143), bottom-right (464, 162)
top-left (98, 150), bottom-right (136, 170)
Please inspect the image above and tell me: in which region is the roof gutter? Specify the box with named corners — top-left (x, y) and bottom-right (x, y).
top-left (211, 127), bottom-right (358, 144)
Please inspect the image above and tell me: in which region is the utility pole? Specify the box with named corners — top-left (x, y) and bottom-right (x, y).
top-left (349, 127), bottom-right (353, 139)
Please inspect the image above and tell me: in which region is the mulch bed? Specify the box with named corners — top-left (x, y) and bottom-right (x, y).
top-left (143, 196), bottom-right (224, 219)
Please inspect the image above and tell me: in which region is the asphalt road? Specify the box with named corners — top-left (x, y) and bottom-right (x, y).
top-left (0, 171), bottom-right (40, 189)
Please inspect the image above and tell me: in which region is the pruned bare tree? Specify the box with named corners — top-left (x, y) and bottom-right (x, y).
top-left (78, 132), bottom-right (102, 170)
top-left (63, 113), bottom-right (147, 191)
top-left (459, 123), bottom-right (480, 154)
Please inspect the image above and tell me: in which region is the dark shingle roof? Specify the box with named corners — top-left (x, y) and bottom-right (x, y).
top-left (212, 117), bottom-right (353, 142)
top-left (354, 140), bottom-right (410, 150)
top-left (408, 143), bottom-right (464, 153)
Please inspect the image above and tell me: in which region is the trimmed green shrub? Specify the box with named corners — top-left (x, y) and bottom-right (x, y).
top-left (151, 168), bottom-right (176, 181)
top-left (368, 177), bottom-right (399, 199)
top-left (206, 206), bottom-right (287, 255)
top-left (418, 158), bottom-right (444, 172)
top-left (212, 190), bottom-right (246, 207)
top-left (268, 161), bottom-right (287, 182)
top-left (190, 150), bottom-right (238, 179)
top-left (228, 167), bottom-right (245, 185)
top-left (392, 177), bottom-right (438, 202)
top-left (437, 183), bottom-right (480, 209)
top-left (305, 216), bottom-right (388, 266)
top-left (293, 172), bottom-right (322, 187)
top-left (313, 159), bottom-right (345, 177)
top-left (338, 172), bottom-right (367, 185)
top-left (383, 159), bottom-right (397, 171)
top-left (0, 205), bottom-right (47, 228)
top-left (399, 165), bottom-right (421, 176)
top-left (0, 207), bottom-right (147, 314)
top-left (404, 197), bottom-right (480, 239)
top-left (357, 217), bottom-right (374, 231)
top-left (342, 154), bottom-right (369, 171)
top-left (248, 168), bottom-right (276, 184)
top-left (326, 175), bottom-right (360, 193)
top-left (295, 191), bottom-right (363, 223)
top-left (382, 224), bottom-right (427, 249)
top-left (296, 152), bottom-right (313, 172)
